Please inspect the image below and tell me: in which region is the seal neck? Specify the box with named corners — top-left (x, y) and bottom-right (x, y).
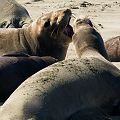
top-left (73, 27), bottom-right (111, 62)
top-left (19, 28), bottom-right (35, 55)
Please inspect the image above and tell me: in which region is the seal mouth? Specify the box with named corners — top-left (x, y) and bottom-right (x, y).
top-left (64, 18), bottom-right (74, 38)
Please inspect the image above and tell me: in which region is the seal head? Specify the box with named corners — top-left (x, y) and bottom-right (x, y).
top-left (25, 8), bottom-right (74, 60)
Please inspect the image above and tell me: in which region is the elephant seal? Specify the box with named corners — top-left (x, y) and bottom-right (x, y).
top-left (0, 16), bottom-right (120, 120)
top-left (104, 36), bottom-right (120, 62)
top-left (0, 51), bottom-right (57, 102)
top-left (0, 0), bottom-right (32, 28)
top-left (72, 15), bottom-right (110, 61)
top-left (0, 8), bottom-right (73, 61)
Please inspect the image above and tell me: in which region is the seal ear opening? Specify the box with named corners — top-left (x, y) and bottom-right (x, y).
top-left (44, 21), bottom-right (50, 28)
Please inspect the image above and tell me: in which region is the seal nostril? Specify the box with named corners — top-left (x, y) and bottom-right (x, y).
top-left (44, 21), bottom-right (50, 28)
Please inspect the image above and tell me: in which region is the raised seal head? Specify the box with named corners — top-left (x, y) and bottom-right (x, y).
top-left (72, 15), bottom-right (110, 61)
top-left (25, 8), bottom-right (74, 61)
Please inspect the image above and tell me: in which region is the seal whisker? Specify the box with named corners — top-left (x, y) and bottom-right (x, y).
top-left (72, 13), bottom-right (76, 19)
top-left (93, 23), bottom-right (99, 31)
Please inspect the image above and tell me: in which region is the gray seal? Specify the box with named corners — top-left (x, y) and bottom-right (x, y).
top-left (0, 0), bottom-right (32, 28)
top-left (0, 16), bottom-right (119, 120)
top-left (0, 8), bottom-right (73, 61)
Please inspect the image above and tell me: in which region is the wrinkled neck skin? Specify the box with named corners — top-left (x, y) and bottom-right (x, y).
top-left (21, 25), bottom-right (37, 56)
top-left (73, 26), bottom-right (111, 62)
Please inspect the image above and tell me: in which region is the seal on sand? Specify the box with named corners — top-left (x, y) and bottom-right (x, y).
top-left (0, 51), bottom-right (57, 102)
top-left (72, 15), bottom-right (110, 61)
top-left (0, 0), bottom-right (32, 28)
top-left (104, 36), bottom-right (120, 62)
top-left (0, 8), bottom-right (73, 61)
top-left (0, 16), bottom-right (120, 120)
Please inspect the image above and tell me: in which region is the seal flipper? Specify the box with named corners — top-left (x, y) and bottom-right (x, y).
top-left (2, 51), bottom-right (30, 57)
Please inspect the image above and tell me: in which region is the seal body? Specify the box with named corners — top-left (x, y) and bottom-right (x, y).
top-left (0, 0), bottom-right (32, 28)
top-left (104, 36), bottom-right (120, 62)
top-left (0, 51), bottom-right (57, 102)
top-left (0, 8), bottom-right (73, 61)
top-left (0, 16), bottom-right (120, 120)
top-left (0, 57), bottom-right (120, 120)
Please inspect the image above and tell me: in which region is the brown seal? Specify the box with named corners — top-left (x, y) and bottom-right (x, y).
top-left (0, 8), bottom-right (73, 61)
top-left (104, 36), bottom-right (120, 62)
top-left (0, 16), bottom-right (120, 120)
top-left (0, 51), bottom-right (57, 102)
top-left (0, 0), bottom-right (32, 28)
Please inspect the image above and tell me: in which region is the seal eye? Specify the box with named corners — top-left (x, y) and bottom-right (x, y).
top-left (44, 21), bottom-right (50, 28)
